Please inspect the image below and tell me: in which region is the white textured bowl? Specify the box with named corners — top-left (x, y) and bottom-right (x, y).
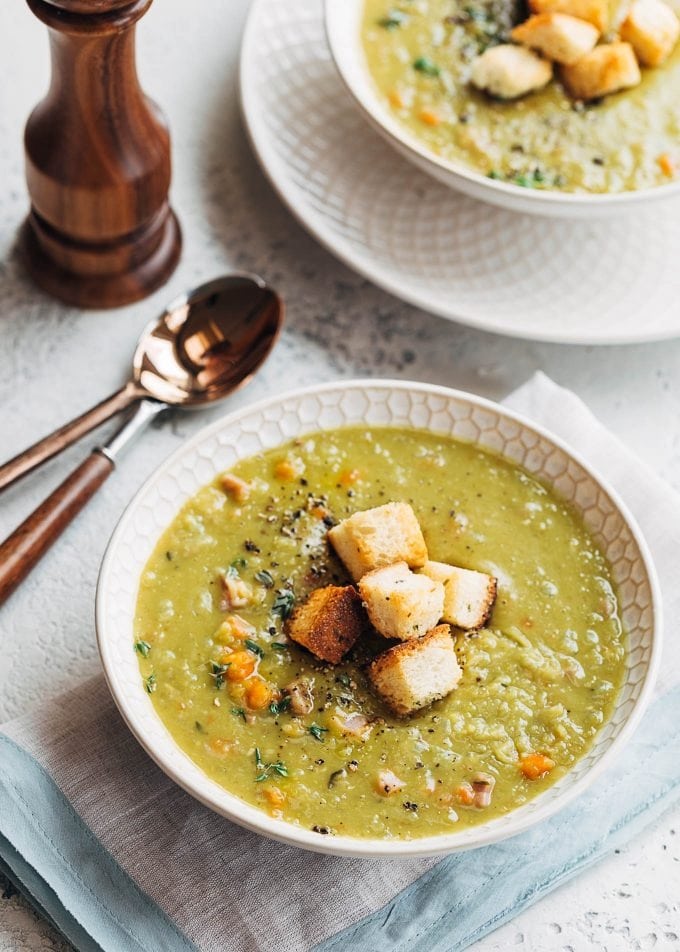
top-left (96, 380), bottom-right (661, 857)
top-left (325, 0), bottom-right (680, 218)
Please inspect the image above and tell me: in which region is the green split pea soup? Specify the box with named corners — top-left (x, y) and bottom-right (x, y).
top-left (135, 425), bottom-right (626, 841)
top-left (361, 0), bottom-right (680, 192)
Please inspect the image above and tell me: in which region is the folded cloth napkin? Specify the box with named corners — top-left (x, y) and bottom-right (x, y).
top-left (1, 372), bottom-right (679, 952)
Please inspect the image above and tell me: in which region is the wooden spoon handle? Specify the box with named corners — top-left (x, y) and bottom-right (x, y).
top-left (0, 382), bottom-right (137, 492)
top-left (0, 451), bottom-right (114, 606)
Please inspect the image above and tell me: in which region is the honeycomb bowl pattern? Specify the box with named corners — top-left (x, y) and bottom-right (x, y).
top-left (96, 381), bottom-right (661, 857)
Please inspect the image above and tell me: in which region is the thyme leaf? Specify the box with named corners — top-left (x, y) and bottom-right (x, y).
top-left (209, 660), bottom-right (229, 690)
top-left (245, 639), bottom-right (265, 658)
top-left (254, 747), bottom-right (288, 781)
top-left (269, 696), bottom-right (291, 716)
top-left (255, 569), bottom-right (274, 588)
top-left (413, 56), bottom-right (440, 76)
top-left (272, 588), bottom-right (295, 620)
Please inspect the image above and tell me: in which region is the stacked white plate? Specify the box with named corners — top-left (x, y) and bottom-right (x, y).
top-left (239, 0), bottom-right (680, 344)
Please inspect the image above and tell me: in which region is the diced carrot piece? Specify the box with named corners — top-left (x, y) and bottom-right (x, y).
top-left (215, 614), bottom-right (255, 646)
top-left (220, 473), bottom-right (251, 502)
top-left (339, 468), bottom-right (361, 486)
top-left (454, 783), bottom-right (476, 806)
top-left (520, 753), bottom-right (555, 780)
top-left (263, 786), bottom-right (286, 807)
top-left (209, 737), bottom-right (232, 755)
top-left (274, 458), bottom-right (303, 481)
top-left (245, 678), bottom-right (272, 710)
top-left (658, 153), bottom-right (676, 177)
top-left (389, 89), bottom-right (405, 108)
top-left (223, 650), bottom-right (256, 681)
top-left (419, 109), bottom-right (442, 126)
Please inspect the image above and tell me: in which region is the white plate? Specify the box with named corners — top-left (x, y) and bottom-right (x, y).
top-left (325, 0), bottom-right (680, 219)
top-left (239, 0), bottom-right (680, 344)
top-left (96, 380), bottom-right (661, 858)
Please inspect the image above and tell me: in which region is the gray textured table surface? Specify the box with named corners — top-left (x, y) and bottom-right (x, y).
top-left (1, 1), bottom-right (679, 950)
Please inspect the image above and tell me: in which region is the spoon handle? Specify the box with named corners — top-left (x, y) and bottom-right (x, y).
top-left (0, 382), bottom-right (139, 492)
top-left (0, 451), bottom-right (114, 606)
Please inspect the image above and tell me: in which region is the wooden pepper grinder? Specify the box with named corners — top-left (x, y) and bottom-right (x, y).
top-left (22, 0), bottom-right (181, 308)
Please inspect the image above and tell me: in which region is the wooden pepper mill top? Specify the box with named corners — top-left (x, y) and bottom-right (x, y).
top-left (22, 0), bottom-right (181, 308)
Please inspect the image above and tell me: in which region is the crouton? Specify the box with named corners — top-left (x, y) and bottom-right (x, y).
top-left (529, 0), bottom-right (609, 32)
top-left (470, 44), bottom-right (553, 99)
top-left (285, 585), bottom-right (365, 664)
top-left (369, 624), bottom-right (462, 716)
top-left (327, 502), bottom-right (428, 582)
top-left (419, 561), bottom-right (497, 630)
top-left (358, 561), bottom-right (444, 641)
top-left (561, 42), bottom-right (641, 99)
top-left (620, 0), bottom-right (680, 65)
top-left (511, 13), bottom-right (600, 64)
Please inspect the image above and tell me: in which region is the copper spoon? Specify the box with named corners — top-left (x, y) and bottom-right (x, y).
top-left (0, 274), bottom-right (282, 490)
top-left (0, 274), bottom-right (283, 605)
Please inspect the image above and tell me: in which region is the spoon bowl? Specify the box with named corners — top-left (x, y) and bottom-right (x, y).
top-left (0, 273), bottom-right (283, 491)
top-left (133, 274), bottom-right (282, 406)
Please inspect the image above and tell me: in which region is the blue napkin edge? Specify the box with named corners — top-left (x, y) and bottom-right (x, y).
top-left (0, 735), bottom-right (197, 952)
top-left (0, 842), bottom-right (101, 952)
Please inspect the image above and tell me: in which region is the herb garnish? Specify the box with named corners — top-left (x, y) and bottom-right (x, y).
top-left (413, 56), bottom-right (440, 76)
top-left (309, 724), bottom-right (328, 742)
top-left (226, 560), bottom-right (246, 579)
top-left (144, 673), bottom-right (157, 694)
top-left (134, 640), bottom-right (151, 657)
top-left (272, 588), bottom-right (295, 620)
top-left (379, 8), bottom-right (408, 28)
top-left (209, 660), bottom-right (229, 689)
top-left (232, 707), bottom-right (247, 722)
top-left (245, 639), bottom-right (265, 658)
top-left (514, 169), bottom-right (545, 188)
top-left (195, 720), bottom-right (205, 732)
top-left (255, 569), bottom-right (274, 588)
top-left (254, 747), bottom-right (288, 782)
top-left (271, 642), bottom-right (289, 651)
top-left (269, 696), bottom-right (291, 716)
top-left (337, 673), bottom-right (351, 687)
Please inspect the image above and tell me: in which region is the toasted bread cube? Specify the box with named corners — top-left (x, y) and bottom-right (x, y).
top-left (529, 0), bottom-right (609, 31)
top-left (327, 502), bottom-right (428, 582)
top-left (470, 45), bottom-right (553, 99)
top-left (620, 0), bottom-right (679, 65)
top-left (511, 13), bottom-right (600, 64)
top-left (358, 561), bottom-right (444, 641)
top-left (285, 585), bottom-right (365, 664)
top-left (369, 625), bottom-right (462, 716)
top-left (419, 561), bottom-right (497, 630)
top-left (561, 42), bottom-right (641, 98)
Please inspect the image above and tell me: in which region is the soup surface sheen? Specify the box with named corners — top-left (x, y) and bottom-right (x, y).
top-left (361, 0), bottom-right (680, 193)
top-left (135, 426), bottom-right (626, 840)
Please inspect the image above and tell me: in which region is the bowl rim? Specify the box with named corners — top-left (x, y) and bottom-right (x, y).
top-left (96, 378), bottom-right (663, 857)
top-left (324, 0), bottom-right (680, 211)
